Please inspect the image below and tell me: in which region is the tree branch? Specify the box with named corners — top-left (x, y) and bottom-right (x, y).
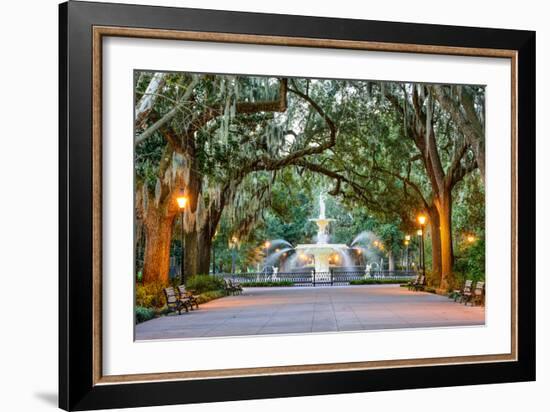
top-left (135, 76), bottom-right (200, 146)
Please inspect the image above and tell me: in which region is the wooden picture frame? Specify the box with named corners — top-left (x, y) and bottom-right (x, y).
top-left (59, 1), bottom-right (535, 410)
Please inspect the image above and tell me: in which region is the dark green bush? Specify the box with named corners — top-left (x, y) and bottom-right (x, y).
top-left (135, 306), bottom-right (156, 324)
top-left (464, 239), bottom-right (485, 281)
top-left (186, 275), bottom-right (225, 294)
top-left (453, 238), bottom-right (485, 288)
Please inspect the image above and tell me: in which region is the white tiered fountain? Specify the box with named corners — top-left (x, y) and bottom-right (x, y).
top-left (294, 193), bottom-right (350, 279)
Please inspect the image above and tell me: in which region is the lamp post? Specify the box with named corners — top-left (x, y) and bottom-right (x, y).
top-left (416, 229), bottom-right (423, 271)
top-left (264, 241), bottom-right (271, 274)
top-left (404, 235), bottom-right (411, 271)
top-left (417, 214), bottom-right (427, 279)
top-left (176, 188), bottom-right (188, 284)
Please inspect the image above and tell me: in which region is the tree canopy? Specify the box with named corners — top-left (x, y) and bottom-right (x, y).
top-left (134, 71), bottom-right (485, 291)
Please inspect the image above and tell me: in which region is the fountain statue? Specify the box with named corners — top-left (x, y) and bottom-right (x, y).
top-left (294, 192), bottom-right (350, 277)
top-left (272, 266), bottom-right (278, 281)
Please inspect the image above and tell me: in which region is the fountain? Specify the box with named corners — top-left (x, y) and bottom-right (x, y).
top-left (293, 193), bottom-right (351, 279)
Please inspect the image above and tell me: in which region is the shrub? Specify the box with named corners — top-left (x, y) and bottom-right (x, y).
top-left (453, 238), bottom-right (485, 289)
top-left (186, 275), bottom-right (225, 294)
top-left (464, 239), bottom-right (485, 281)
top-left (196, 290), bottom-right (228, 304)
top-left (424, 269), bottom-right (440, 288)
top-left (135, 306), bottom-right (155, 324)
top-left (136, 281), bottom-right (166, 308)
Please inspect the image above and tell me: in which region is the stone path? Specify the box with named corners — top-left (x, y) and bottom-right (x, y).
top-left (135, 285), bottom-right (485, 340)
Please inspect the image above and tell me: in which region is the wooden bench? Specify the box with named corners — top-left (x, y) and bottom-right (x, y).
top-left (409, 275), bottom-right (426, 291)
top-left (163, 287), bottom-right (189, 315)
top-left (453, 279), bottom-right (473, 303)
top-left (229, 279), bottom-right (243, 295)
top-left (464, 281), bottom-right (485, 306)
top-left (224, 279), bottom-right (241, 295)
top-left (177, 284), bottom-right (199, 310)
top-left (407, 274), bottom-right (420, 291)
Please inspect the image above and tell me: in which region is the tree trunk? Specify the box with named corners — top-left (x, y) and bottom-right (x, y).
top-left (388, 250), bottom-right (395, 271)
top-left (198, 228), bottom-right (213, 275)
top-left (183, 231), bottom-right (199, 280)
top-left (142, 208), bottom-right (175, 285)
top-left (428, 206), bottom-right (442, 283)
top-left (435, 191), bottom-right (454, 291)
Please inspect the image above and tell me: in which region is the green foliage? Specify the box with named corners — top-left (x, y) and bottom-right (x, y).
top-left (135, 133), bottom-right (166, 192)
top-left (264, 188), bottom-right (316, 245)
top-left (454, 238), bottom-right (485, 283)
top-left (453, 171), bottom-right (485, 234)
top-left (186, 275), bottom-right (225, 294)
top-left (135, 306), bottom-right (156, 324)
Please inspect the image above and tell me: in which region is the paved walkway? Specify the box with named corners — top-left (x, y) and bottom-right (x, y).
top-left (135, 285), bottom-right (485, 340)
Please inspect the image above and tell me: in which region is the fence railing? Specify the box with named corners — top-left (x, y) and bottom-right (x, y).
top-left (213, 269), bottom-right (416, 287)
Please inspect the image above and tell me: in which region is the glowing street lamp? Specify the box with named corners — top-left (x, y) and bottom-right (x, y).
top-left (417, 214), bottom-right (427, 226)
top-left (176, 188), bottom-right (188, 284)
top-left (467, 234), bottom-right (476, 244)
top-left (176, 195), bottom-right (187, 209)
top-left (264, 241), bottom-right (271, 274)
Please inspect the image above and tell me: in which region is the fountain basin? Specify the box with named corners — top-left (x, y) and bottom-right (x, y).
top-left (294, 243), bottom-right (350, 274)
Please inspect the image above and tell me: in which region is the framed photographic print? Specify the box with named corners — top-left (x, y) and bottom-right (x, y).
top-left (59, 1), bottom-right (535, 410)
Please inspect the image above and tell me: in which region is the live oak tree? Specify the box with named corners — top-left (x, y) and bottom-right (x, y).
top-left (290, 81), bottom-right (482, 289)
top-left (378, 84), bottom-right (481, 289)
top-left (135, 73), bottom-right (341, 285)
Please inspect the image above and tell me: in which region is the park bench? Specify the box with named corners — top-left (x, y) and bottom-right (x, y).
top-left (163, 287), bottom-right (190, 315)
top-left (223, 279), bottom-right (242, 295)
top-left (409, 275), bottom-right (426, 291)
top-left (453, 279), bottom-right (473, 303)
top-left (229, 279), bottom-right (243, 294)
top-left (177, 284), bottom-right (199, 310)
top-left (464, 281), bottom-right (485, 306)
top-left (407, 274), bottom-right (420, 291)
top-left (223, 279), bottom-right (234, 294)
